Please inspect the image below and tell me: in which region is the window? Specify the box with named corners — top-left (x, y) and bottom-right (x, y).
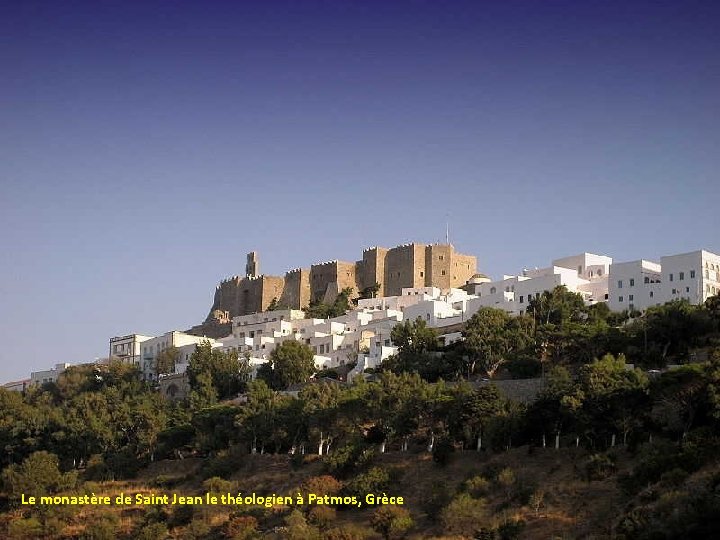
top-left (618, 280), bottom-right (623, 289)
top-left (686, 287), bottom-right (690, 293)
top-left (630, 278), bottom-right (635, 287)
top-left (420, 271), bottom-right (424, 277)
top-left (644, 276), bottom-right (650, 284)
top-left (490, 287), bottom-right (496, 294)
top-left (679, 272), bottom-right (684, 280)
top-left (439, 255), bottom-right (444, 260)
top-left (629, 294), bottom-right (634, 301)
top-left (650, 291), bottom-right (654, 298)
top-left (669, 273), bottom-right (674, 281)
top-left (441, 270), bottom-right (446, 276)
top-left (604, 293), bottom-right (609, 300)
top-left (619, 296), bottom-right (624, 302)
top-left (672, 288), bottom-right (677, 294)
top-left (519, 296), bottom-right (524, 303)
top-left (690, 270), bottom-right (696, 278)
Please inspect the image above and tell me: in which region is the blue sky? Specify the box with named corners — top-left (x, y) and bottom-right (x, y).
top-left (1, 0), bottom-right (719, 382)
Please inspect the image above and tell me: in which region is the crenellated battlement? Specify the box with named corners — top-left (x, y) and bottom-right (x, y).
top-left (196, 243), bottom-right (477, 330)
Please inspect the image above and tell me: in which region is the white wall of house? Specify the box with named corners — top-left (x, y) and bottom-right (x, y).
top-left (108, 334), bottom-right (151, 364)
top-left (660, 250), bottom-right (720, 305)
top-left (30, 363), bottom-right (70, 386)
top-left (608, 260), bottom-right (663, 312)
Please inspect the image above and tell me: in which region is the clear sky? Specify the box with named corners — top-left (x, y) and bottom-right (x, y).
top-left (1, 0), bottom-right (719, 382)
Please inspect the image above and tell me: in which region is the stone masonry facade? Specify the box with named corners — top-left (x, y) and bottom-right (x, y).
top-left (188, 242), bottom-right (477, 338)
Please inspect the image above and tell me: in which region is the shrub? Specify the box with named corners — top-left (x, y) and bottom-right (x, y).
top-left (585, 453), bottom-right (617, 481)
top-left (301, 475), bottom-right (342, 498)
top-left (7, 517), bottom-right (42, 539)
top-left (343, 467), bottom-right (390, 502)
top-left (224, 515), bottom-right (258, 539)
top-left (420, 482), bottom-right (453, 521)
top-left (204, 476), bottom-right (234, 495)
top-left (307, 506), bottom-right (337, 531)
top-left (168, 504), bottom-right (194, 528)
top-left (432, 436), bottom-right (454, 466)
top-left (135, 522), bottom-right (168, 540)
top-left (324, 441), bottom-right (373, 478)
top-left (441, 494), bottom-right (489, 536)
top-left (370, 506), bottom-right (413, 540)
top-left (496, 467), bottom-right (516, 500)
top-left (84, 454), bottom-right (113, 482)
top-left (81, 513), bottom-right (119, 540)
top-left (203, 446), bottom-right (246, 479)
top-left (464, 475), bottom-right (491, 498)
top-left (322, 524), bottom-right (368, 539)
top-left (497, 518), bottom-right (526, 540)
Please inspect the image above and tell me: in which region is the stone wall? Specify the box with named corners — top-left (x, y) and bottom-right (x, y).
top-left (192, 243), bottom-right (478, 334)
top-left (384, 243), bottom-right (426, 296)
top-left (279, 268), bottom-right (311, 310)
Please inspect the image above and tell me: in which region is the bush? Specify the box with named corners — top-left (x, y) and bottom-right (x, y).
top-left (322, 524), bottom-right (368, 539)
top-left (370, 506), bottom-right (413, 539)
top-left (307, 506), bottom-right (337, 531)
top-left (419, 482), bottom-right (453, 521)
top-left (2, 451), bottom-right (77, 499)
top-left (497, 518), bottom-right (526, 540)
top-left (660, 467), bottom-right (689, 488)
top-left (464, 475), bottom-right (491, 498)
top-left (506, 357), bottom-right (542, 379)
top-left (81, 513), bottom-right (119, 540)
top-left (324, 441), bottom-right (373, 478)
top-left (168, 504), bottom-right (194, 528)
top-left (204, 476), bottom-right (234, 495)
top-left (203, 446), bottom-right (246, 479)
top-left (7, 517), bottom-right (42, 539)
top-left (84, 454), bottom-right (113, 482)
top-left (432, 436), bottom-right (454, 466)
top-left (105, 448), bottom-right (144, 479)
top-left (135, 522), bottom-right (168, 540)
top-left (440, 494), bottom-right (489, 536)
top-left (585, 453), bottom-right (617, 481)
top-left (496, 467), bottom-right (516, 500)
top-left (224, 515), bottom-right (258, 539)
top-left (343, 467), bottom-right (390, 502)
top-left (301, 475), bottom-right (342, 498)
top-left (619, 441), bottom-right (703, 494)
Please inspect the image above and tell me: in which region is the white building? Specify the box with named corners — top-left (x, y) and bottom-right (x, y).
top-left (466, 253), bottom-right (612, 316)
top-left (608, 250), bottom-right (720, 312)
top-left (30, 363), bottom-right (71, 386)
top-left (2, 379), bottom-right (30, 392)
top-left (108, 334), bottom-right (152, 364)
top-left (140, 331), bottom-right (218, 381)
top-left (660, 250), bottom-right (720, 305)
top-left (608, 260), bottom-right (662, 312)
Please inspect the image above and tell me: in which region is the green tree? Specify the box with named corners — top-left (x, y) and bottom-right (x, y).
top-left (463, 308), bottom-right (533, 377)
top-left (259, 340), bottom-right (315, 390)
top-left (188, 371), bottom-right (218, 411)
top-left (359, 282), bottom-right (381, 300)
top-left (155, 346), bottom-right (179, 378)
top-left (2, 451), bottom-right (77, 501)
top-left (527, 285), bottom-right (587, 326)
top-left (187, 341), bottom-right (251, 400)
top-left (371, 506), bottom-right (413, 539)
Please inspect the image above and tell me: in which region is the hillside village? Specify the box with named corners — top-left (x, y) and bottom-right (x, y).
top-left (4, 242), bottom-right (720, 539)
top-left (6, 242), bottom-right (720, 395)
